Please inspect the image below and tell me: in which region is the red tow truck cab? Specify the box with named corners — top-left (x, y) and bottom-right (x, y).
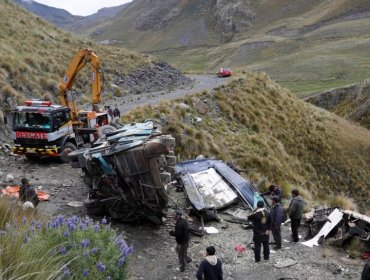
top-left (217, 67), bottom-right (232, 77)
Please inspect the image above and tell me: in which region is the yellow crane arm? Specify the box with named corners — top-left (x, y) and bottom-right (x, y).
top-left (59, 48), bottom-right (102, 121)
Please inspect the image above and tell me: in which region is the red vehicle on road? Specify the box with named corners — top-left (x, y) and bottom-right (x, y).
top-left (217, 67), bottom-right (232, 77)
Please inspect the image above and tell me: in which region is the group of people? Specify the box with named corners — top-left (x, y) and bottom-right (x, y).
top-left (248, 186), bottom-right (304, 262)
top-left (168, 185), bottom-right (305, 279)
top-left (103, 105), bottom-right (121, 119)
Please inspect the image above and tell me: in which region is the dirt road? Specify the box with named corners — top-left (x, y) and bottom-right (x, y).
top-left (108, 75), bottom-right (231, 114)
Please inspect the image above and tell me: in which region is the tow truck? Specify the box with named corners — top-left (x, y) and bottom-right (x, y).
top-left (12, 48), bottom-right (115, 162)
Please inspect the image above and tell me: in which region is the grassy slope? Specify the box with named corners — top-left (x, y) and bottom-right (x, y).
top-left (92, 0), bottom-right (370, 95)
top-left (121, 73), bottom-right (370, 211)
top-left (0, 0), bottom-right (151, 115)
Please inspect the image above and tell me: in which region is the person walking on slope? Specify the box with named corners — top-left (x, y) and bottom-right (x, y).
top-left (288, 189), bottom-right (304, 242)
top-left (261, 184), bottom-right (283, 204)
top-left (196, 245), bottom-right (223, 280)
top-left (248, 200), bottom-right (272, 262)
top-left (19, 178), bottom-right (39, 208)
top-left (169, 210), bottom-right (192, 272)
top-left (271, 196), bottom-right (285, 249)
top-left (113, 104), bottom-right (121, 118)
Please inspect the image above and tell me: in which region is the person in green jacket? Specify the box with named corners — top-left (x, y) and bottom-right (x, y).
top-left (287, 189), bottom-right (304, 242)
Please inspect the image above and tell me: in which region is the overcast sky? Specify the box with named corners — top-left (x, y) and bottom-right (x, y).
top-left (33, 0), bottom-right (132, 16)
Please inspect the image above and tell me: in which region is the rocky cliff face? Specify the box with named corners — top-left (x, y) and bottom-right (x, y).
top-left (214, 0), bottom-right (256, 40)
top-left (305, 81), bottom-right (370, 129)
top-left (130, 0), bottom-right (255, 41)
top-left (132, 0), bottom-right (179, 31)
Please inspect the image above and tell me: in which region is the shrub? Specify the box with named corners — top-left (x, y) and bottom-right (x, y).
top-left (0, 198), bottom-right (132, 280)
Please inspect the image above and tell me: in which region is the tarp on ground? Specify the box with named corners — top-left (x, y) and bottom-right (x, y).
top-left (1, 186), bottom-right (50, 201)
top-left (176, 159), bottom-right (256, 210)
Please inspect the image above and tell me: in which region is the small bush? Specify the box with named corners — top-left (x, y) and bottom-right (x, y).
top-left (0, 198), bottom-right (132, 280)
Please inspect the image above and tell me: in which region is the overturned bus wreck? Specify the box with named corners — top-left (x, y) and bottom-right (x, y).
top-left (69, 121), bottom-right (176, 224)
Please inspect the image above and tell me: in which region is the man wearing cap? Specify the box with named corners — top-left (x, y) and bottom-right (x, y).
top-left (248, 200), bottom-right (272, 262)
top-left (196, 245), bottom-right (223, 280)
top-left (169, 210), bottom-right (192, 272)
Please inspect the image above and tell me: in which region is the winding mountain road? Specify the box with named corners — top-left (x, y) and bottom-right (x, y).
top-left (110, 75), bottom-right (232, 114)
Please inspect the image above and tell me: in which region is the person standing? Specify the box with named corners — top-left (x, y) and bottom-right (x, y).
top-left (271, 196), bottom-right (284, 249)
top-left (248, 200), bottom-right (272, 262)
top-left (261, 184), bottom-right (283, 204)
top-left (107, 106), bottom-right (113, 118)
top-left (19, 178), bottom-right (40, 208)
top-left (113, 105), bottom-right (121, 118)
top-left (288, 189), bottom-right (304, 242)
top-left (361, 260), bottom-right (370, 280)
top-left (169, 210), bottom-right (192, 272)
top-left (196, 245), bottom-right (223, 280)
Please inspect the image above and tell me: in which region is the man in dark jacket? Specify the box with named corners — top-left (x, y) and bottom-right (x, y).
top-left (288, 189), bottom-right (304, 242)
top-left (248, 200), bottom-right (272, 262)
top-left (19, 178), bottom-right (39, 208)
top-left (362, 260), bottom-right (370, 280)
top-left (169, 210), bottom-right (192, 272)
top-left (196, 245), bottom-right (223, 280)
top-left (271, 196), bottom-right (284, 249)
top-left (261, 184), bottom-right (282, 204)
top-left (113, 105), bottom-right (121, 118)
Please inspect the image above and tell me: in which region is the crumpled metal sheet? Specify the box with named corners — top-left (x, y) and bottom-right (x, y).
top-left (176, 159), bottom-right (256, 210)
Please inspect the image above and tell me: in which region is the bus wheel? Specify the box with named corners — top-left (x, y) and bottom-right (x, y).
top-left (60, 142), bottom-right (77, 163)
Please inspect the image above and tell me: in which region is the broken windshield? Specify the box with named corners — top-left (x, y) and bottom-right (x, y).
top-left (13, 112), bottom-right (52, 131)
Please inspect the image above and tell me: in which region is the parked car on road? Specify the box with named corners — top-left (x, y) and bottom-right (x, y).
top-left (217, 67), bottom-right (232, 77)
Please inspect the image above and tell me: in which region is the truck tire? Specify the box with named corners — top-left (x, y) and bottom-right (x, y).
top-left (98, 125), bottom-right (116, 138)
top-left (60, 142), bottom-right (77, 163)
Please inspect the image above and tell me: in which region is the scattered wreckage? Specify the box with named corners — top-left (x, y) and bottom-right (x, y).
top-left (302, 206), bottom-right (370, 248)
top-left (69, 120), bottom-right (176, 224)
top-left (175, 159), bottom-right (266, 223)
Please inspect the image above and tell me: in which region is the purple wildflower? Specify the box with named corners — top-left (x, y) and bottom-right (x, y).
top-left (80, 239), bottom-right (91, 248)
top-left (117, 256), bottom-right (126, 267)
top-left (106, 276), bottom-right (111, 280)
top-left (91, 247), bottom-right (98, 254)
top-left (94, 223), bottom-right (100, 232)
top-left (83, 269), bottom-right (89, 277)
top-left (59, 245), bottom-right (67, 255)
top-left (96, 262), bottom-right (105, 273)
top-left (68, 223), bottom-right (75, 232)
top-left (5, 223), bottom-right (11, 230)
top-left (101, 218), bottom-right (107, 224)
top-left (64, 231), bottom-right (70, 238)
top-left (83, 251), bottom-right (89, 258)
top-left (22, 216), bottom-right (27, 224)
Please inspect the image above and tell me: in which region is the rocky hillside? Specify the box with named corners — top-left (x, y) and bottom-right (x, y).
top-left (305, 80), bottom-right (370, 129)
top-left (57, 0), bottom-right (370, 95)
top-left (0, 1), bottom-right (190, 131)
top-left (121, 73), bottom-right (370, 212)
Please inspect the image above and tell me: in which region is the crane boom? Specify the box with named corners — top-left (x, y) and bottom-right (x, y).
top-left (59, 48), bottom-right (102, 121)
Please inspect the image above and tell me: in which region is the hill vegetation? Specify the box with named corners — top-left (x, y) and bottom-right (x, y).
top-left (0, 0), bottom-right (151, 125)
top-left (70, 0), bottom-right (370, 95)
top-left (122, 72), bottom-right (370, 211)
